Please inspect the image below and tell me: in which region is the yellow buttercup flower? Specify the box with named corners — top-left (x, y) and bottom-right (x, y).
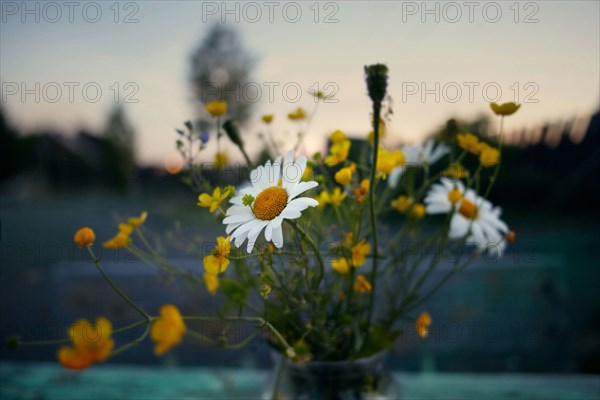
top-left (443, 163), bottom-right (469, 179)
top-left (58, 317), bottom-right (114, 370)
top-left (334, 166), bottom-right (354, 186)
top-left (457, 133), bottom-right (481, 154)
top-left (315, 191), bottom-right (331, 208)
top-left (325, 140), bottom-right (351, 166)
top-left (353, 275), bottom-right (372, 293)
top-left (391, 195), bottom-right (412, 213)
top-left (128, 211), bottom-right (148, 228)
top-left (416, 311), bottom-right (432, 338)
top-left (376, 147), bottom-right (405, 177)
top-left (74, 227), bottom-right (95, 248)
top-left (490, 102), bottom-right (520, 116)
top-left (351, 239), bottom-right (371, 267)
top-left (203, 236), bottom-right (231, 275)
top-left (261, 114), bottom-right (273, 124)
top-left (302, 165), bottom-right (314, 181)
top-left (411, 203), bottom-right (426, 219)
top-left (103, 224), bottom-right (133, 249)
top-left (330, 130), bottom-right (347, 144)
top-left (328, 187), bottom-right (347, 206)
top-left (205, 100), bottom-right (227, 117)
top-left (331, 258), bottom-right (350, 275)
top-left (287, 107), bottom-right (306, 121)
top-left (354, 179), bottom-right (370, 203)
top-left (198, 187), bottom-right (231, 213)
top-left (204, 273), bottom-right (219, 295)
top-left (479, 143), bottom-right (500, 167)
top-left (150, 305), bottom-right (186, 356)
top-left (214, 151), bottom-right (228, 169)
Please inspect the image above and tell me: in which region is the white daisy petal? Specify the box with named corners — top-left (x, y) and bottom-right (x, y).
top-left (272, 225), bottom-right (284, 248)
top-left (289, 181), bottom-right (318, 200)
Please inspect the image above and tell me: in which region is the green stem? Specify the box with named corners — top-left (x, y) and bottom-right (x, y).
top-left (286, 220), bottom-right (325, 290)
top-left (110, 323), bottom-right (151, 358)
top-left (365, 102), bottom-right (381, 337)
top-left (485, 116), bottom-right (504, 197)
top-left (87, 247), bottom-right (151, 321)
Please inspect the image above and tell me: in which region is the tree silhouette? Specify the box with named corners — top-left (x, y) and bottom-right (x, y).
top-left (102, 105), bottom-right (137, 193)
top-left (190, 24), bottom-right (256, 126)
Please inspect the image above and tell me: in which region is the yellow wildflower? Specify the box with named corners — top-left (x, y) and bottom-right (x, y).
top-left (377, 147), bottom-right (405, 177)
top-left (330, 130), bottom-right (347, 144)
top-left (261, 114), bottom-right (273, 124)
top-left (331, 258), bottom-right (350, 275)
top-left (334, 166), bottom-right (354, 186)
top-left (411, 203), bottom-right (426, 219)
top-left (329, 187), bottom-right (346, 206)
top-left (353, 275), bottom-right (372, 293)
top-left (416, 311), bottom-right (432, 338)
top-left (457, 133), bottom-right (481, 154)
top-left (197, 187), bottom-right (230, 213)
top-left (287, 107), bottom-right (306, 121)
top-left (302, 165), bottom-right (313, 181)
top-left (58, 317), bottom-right (114, 370)
top-left (315, 191), bottom-right (331, 208)
top-left (325, 140), bottom-right (351, 166)
top-left (443, 163), bottom-right (469, 179)
top-left (150, 305), bottom-right (186, 356)
top-left (102, 224), bottom-right (133, 249)
top-left (74, 227), bottom-right (95, 248)
top-left (214, 151), bottom-right (228, 169)
top-left (203, 236), bottom-right (231, 275)
top-left (479, 143), bottom-right (500, 167)
top-left (204, 273), bottom-right (219, 295)
top-left (354, 179), bottom-right (370, 203)
top-left (128, 211), bottom-right (148, 228)
top-left (205, 100), bottom-right (227, 117)
top-left (391, 195), bottom-right (412, 213)
top-left (490, 102), bottom-right (520, 116)
top-left (351, 239), bottom-right (371, 267)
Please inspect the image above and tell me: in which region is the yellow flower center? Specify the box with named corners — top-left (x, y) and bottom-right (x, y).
top-left (253, 186), bottom-right (288, 220)
top-left (459, 199), bottom-right (478, 220)
top-left (447, 188), bottom-right (462, 204)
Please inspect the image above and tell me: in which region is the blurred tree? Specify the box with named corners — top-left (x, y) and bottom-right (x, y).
top-left (0, 107), bottom-right (19, 180)
top-left (190, 24), bottom-right (256, 126)
top-left (102, 105), bottom-right (137, 193)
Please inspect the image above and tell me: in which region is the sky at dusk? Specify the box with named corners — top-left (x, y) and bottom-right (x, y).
top-left (1, 1), bottom-right (599, 165)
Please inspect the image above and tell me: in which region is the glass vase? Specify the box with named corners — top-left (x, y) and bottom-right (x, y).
top-left (264, 350), bottom-right (400, 400)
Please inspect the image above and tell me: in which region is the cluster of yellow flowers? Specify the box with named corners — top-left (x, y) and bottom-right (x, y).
top-left (390, 195), bottom-right (426, 218)
top-left (60, 226), bottom-right (190, 369)
top-left (324, 130), bottom-right (351, 166)
top-left (73, 212), bottom-right (147, 250)
top-left (457, 132), bottom-right (501, 167)
top-left (58, 317), bottom-right (114, 370)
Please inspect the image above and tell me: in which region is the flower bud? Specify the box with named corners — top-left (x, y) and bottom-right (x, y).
top-left (74, 227), bottom-right (95, 248)
top-left (223, 119), bottom-right (244, 148)
top-left (364, 64), bottom-right (389, 106)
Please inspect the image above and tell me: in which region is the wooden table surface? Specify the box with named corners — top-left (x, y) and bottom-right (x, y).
top-left (1, 362), bottom-right (598, 399)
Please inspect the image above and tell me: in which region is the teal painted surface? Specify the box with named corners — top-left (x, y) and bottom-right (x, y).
top-left (1, 362), bottom-right (598, 399)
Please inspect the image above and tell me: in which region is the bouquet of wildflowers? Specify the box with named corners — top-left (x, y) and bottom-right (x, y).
top-left (8, 64), bottom-right (519, 372)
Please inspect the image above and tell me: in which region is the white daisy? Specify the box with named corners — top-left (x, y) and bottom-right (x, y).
top-left (425, 179), bottom-right (509, 257)
top-left (424, 178), bottom-right (465, 214)
top-left (223, 151), bottom-right (319, 253)
top-left (389, 140), bottom-right (450, 188)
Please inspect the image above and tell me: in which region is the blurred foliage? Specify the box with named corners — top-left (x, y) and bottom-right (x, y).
top-left (190, 24), bottom-right (257, 126)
